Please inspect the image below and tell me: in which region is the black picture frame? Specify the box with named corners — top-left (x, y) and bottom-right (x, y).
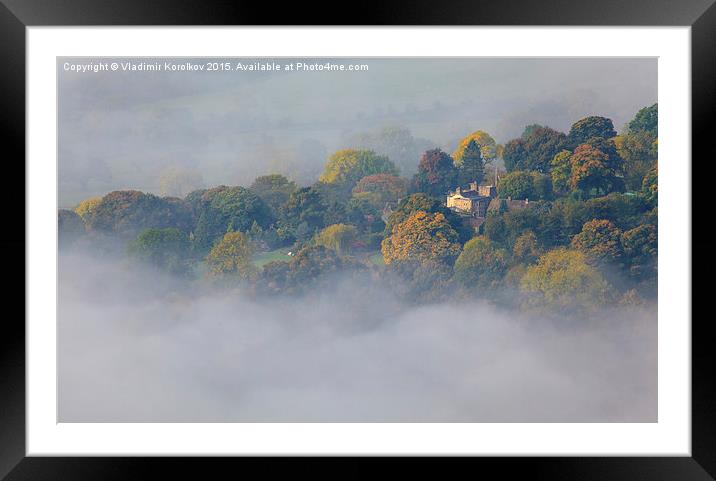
top-left (2, 1), bottom-right (711, 479)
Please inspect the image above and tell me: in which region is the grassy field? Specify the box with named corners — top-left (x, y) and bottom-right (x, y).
top-left (253, 249), bottom-right (293, 267)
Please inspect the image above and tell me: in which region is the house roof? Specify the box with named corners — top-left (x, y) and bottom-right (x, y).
top-left (487, 197), bottom-right (538, 212)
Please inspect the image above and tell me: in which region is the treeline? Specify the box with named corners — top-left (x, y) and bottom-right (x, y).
top-left (59, 104), bottom-right (658, 313)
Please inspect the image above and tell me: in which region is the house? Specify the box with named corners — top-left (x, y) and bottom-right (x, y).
top-left (446, 181), bottom-right (496, 218)
top-left (487, 196), bottom-right (538, 214)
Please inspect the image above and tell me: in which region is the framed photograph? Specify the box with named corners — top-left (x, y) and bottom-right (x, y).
top-left (4, 0), bottom-right (711, 478)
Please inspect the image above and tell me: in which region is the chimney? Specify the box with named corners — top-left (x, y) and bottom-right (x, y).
top-left (469, 181), bottom-right (478, 192)
top-left (455, 186), bottom-right (461, 195)
top-left (525, 198), bottom-right (529, 205)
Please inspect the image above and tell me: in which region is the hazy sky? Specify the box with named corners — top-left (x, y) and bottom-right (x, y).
top-left (58, 57), bottom-right (657, 206)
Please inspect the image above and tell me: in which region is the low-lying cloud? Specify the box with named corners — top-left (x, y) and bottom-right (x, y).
top-left (58, 252), bottom-right (657, 422)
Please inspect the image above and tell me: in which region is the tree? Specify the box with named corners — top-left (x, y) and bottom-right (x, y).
top-left (615, 130), bottom-right (656, 191)
top-left (453, 130), bottom-right (497, 165)
top-left (319, 149), bottom-right (398, 197)
top-left (85, 190), bottom-right (194, 238)
top-left (571, 219), bottom-right (623, 265)
top-left (278, 186), bottom-right (327, 238)
top-left (352, 173), bottom-right (407, 208)
top-left (567, 116), bottom-right (617, 147)
top-left (550, 150), bottom-right (573, 195)
top-left (128, 227), bottom-right (192, 276)
top-left (627, 103), bottom-right (658, 137)
top-left (502, 138), bottom-right (528, 172)
top-left (58, 209), bottom-right (85, 247)
top-left (520, 247), bottom-right (612, 312)
top-left (74, 196), bottom-right (102, 221)
top-left (521, 125), bottom-right (568, 173)
top-left (411, 148), bottom-right (458, 196)
top-left (513, 230), bottom-right (541, 264)
top-left (497, 171), bottom-right (535, 199)
top-left (314, 224), bottom-right (358, 255)
top-left (569, 144), bottom-right (623, 196)
top-left (205, 231), bottom-right (257, 280)
top-left (453, 236), bottom-right (508, 293)
top-left (381, 211), bottom-right (462, 266)
top-left (621, 224), bottom-right (657, 280)
top-left (189, 186), bottom-right (274, 252)
top-left (385, 193), bottom-right (471, 242)
top-left (641, 166), bottom-right (658, 206)
top-left (457, 139), bottom-right (485, 185)
top-left (249, 174), bottom-right (297, 212)
top-left (158, 167), bottom-right (203, 198)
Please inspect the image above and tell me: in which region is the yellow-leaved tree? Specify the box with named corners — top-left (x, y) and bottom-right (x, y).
top-left (314, 224), bottom-right (358, 255)
top-left (381, 211), bottom-right (462, 265)
top-left (452, 130), bottom-right (497, 166)
top-left (205, 231), bottom-right (257, 280)
top-left (74, 196), bottom-right (102, 221)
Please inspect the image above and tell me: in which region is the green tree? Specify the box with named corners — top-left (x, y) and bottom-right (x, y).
top-left (567, 116), bottom-right (617, 147)
top-left (128, 227), bottom-right (192, 276)
top-left (86, 190), bottom-right (194, 238)
top-left (381, 211), bottom-right (462, 266)
top-left (205, 231), bottom-right (257, 280)
top-left (497, 171), bottom-right (535, 199)
top-left (571, 219), bottom-right (623, 265)
top-left (411, 148), bottom-right (459, 197)
top-left (627, 103), bottom-right (658, 137)
top-left (453, 130), bottom-right (497, 165)
top-left (278, 187), bottom-right (327, 238)
top-left (502, 138), bottom-right (528, 172)
top-left (641, 166), bottom-right (658, 206)
top-left (520, 247), bottom-right (612, 312)
top-left (249, 174), bottom-right (298, 212)
top-left (314, 224), bottom-right (358, 255)
top-left (550, 150), bottom-right (573, 195)
top-left (457, 139), bottom-right (485, 185)
top-left (615, 131), bottom-right (656, 191)
top-left (453, 236), bottom-right (508, 293)
top-left (347, 126), bottom-right (432, 177)
top-left (188, 186), bottom-right (274, 252)
top-left (521, 125), bottom-right (568, 173)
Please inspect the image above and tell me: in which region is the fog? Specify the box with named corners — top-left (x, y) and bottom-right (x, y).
top-left (58, 252), bottom-right (656, 422)
top-left (58, 57), bottom-right (657, 207)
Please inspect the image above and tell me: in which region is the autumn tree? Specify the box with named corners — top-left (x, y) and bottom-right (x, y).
top-left (569, 144), bottom-right (624, 196)
top-left (513, 230), bottom-right (541, 264)
top-left (571, 219), bottom-right (623, 265)
top-left (249, 174), bottom-right (297, 212)
top-left (411, 148), bottom-right (458, 197)
top-left (381, 211), bottom-right (462, 266)
top-left (456, 139), bottom-right (485, 185)
top-left (128, 227), bottom-right (192, 276)
top-left (453, 236), bottom-right (508, 293)
top-left (453, 130), bottom-right (497, 166)
top-left (347, 127), bottom-right (432, 177)
top-left (615, 130), bottom-right (657, 191)
top-left (319, 149), bottom-right (398, 198)
top-left (205, 231), bottom-right (257, 280)
top-left (567, 116), bottom-right (617, 148)
top-left (314, 223), bottom-right (358, 255)
top-left (385, 193), bottom-right (471, 242)
top-left (520, 247), bottom-right (613, 312)
top-left (74, 196), bottom-right (102, 221)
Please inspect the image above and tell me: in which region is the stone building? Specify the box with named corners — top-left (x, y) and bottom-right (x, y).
top-left (446, 181), bottom-right (496, 217)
